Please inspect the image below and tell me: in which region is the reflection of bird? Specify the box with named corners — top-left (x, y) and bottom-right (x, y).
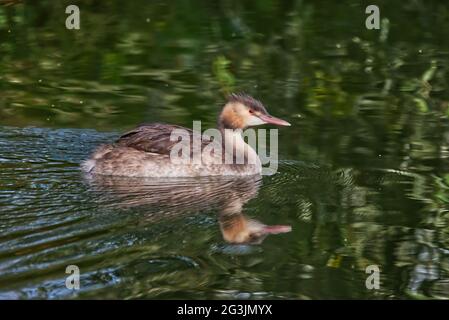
top-left (219, 210), bottom-right (291, 245)
top-left (85, 175), bottom-right (291, 244)
top-left (82, 93), bottom-right (290, 177)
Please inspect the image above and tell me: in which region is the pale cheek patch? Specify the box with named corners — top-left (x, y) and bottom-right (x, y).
top-left (246, 114), bottom-right (266, 126)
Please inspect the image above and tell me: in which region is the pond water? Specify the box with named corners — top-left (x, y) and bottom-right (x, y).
top-left (1, 0), bottom-right (449, 299)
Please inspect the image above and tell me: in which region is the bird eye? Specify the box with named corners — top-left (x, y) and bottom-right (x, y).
top-left (249, 109), bottom-right (254, 114)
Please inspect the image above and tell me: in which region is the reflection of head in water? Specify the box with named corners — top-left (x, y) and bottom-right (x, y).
top-left (218, 190), bottom-right (291, 244)
top-left (84, 174), bottom-right (291, 244)
top-left (219, 213), bottom-right (291, 245)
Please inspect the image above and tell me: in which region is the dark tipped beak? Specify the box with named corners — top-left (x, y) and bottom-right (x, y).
top-left (261, 224), bottom-right (292, 235)
top-left (258, 114), bottom-right (291, 126)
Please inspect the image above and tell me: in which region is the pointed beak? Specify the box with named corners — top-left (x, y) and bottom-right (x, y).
top-left (260, 224), bottom-right (292, 235)
top-left (258, 114), bottom-right (291, 126)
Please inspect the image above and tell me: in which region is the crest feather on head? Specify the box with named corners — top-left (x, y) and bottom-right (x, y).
top-left (227, 93), bottom-right (267, 114)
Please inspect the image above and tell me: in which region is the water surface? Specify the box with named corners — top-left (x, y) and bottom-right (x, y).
top-left (0, 0), bottom-right (449, 299)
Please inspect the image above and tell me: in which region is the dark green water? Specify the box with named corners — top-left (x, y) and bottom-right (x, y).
top-left (1, 0), bottom-right (449, 299)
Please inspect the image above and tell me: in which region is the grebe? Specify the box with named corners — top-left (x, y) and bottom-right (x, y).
top-left (82, 93), bottom-right (290, 177)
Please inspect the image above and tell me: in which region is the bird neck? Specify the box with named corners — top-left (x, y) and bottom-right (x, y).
top-left (220, 128), bottom-right (260, 166)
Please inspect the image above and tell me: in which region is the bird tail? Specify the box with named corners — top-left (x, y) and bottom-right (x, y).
top-left (80, 144), bottom-right (114, 173)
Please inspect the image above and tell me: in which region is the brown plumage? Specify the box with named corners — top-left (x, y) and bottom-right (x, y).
top-left (116, 123), bottom-right (215, 157)
top-left (82, 93), bottom-right (290, 177)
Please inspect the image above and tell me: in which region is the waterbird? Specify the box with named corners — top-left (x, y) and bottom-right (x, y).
top-left (82, 93), bottom-right (290, 177)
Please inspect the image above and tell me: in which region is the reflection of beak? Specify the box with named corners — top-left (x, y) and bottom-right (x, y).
top-left (220, 214), bottom-right (292, 244)
top-left (260, 224), bottom-right (292, 235)
top-left (258, 114), bottom-right (291, 126)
